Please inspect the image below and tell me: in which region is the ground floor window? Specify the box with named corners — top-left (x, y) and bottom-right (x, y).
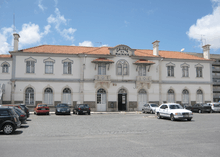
top-left (25, 87), bottom-right (34, 105)
top-left (182, 89), bottom-right (189, 104)
top-left (168, 89), bottom-right (175, 103)
top-left (196, 89), bottom-right (203, 103)
top-left (44, 88), bottom-right (53, 105)
top-left (62, 88), bottom-right (71, 105)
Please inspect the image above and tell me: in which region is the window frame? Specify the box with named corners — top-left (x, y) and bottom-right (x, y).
top-left (98, 63), bottom-right (106, 75)
top-left (116, 60), bottom-right (129, 76)
top-left (63, 62), bottom-right (72, 74)
top-left (45, 61), bottom-right (54, 74)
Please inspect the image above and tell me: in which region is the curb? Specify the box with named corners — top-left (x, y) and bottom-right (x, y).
top-left (29, 111), bottom-right (143, 114)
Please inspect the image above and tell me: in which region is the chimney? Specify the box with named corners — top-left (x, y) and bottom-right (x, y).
top-left (13, 33), bottom-right (20, 51)
top-left (202, 44), bottom-right (211, 59)
top-left (152, 40), bottom-right (160, 56)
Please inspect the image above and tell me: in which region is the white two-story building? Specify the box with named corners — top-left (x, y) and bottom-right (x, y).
top-left (0, 33), bottom-right (213, 111)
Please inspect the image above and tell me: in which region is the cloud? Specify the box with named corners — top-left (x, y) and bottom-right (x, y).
top-left (47, 8), bottom-right (76, 41)
top-left (0, 26), bottom-right (13, 54)
top-left (187, 2), bottom-right (220, 50)
top-left (38, 0), bottom-right (47, 11)
top-left (79, 41), bottom-right (93, 47)
top-left (54, 0), bottom-right (58, 7)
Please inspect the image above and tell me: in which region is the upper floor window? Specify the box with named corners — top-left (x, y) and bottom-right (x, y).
top-left (25, 57), bottom-right (37, 74)
top-left (195, 63), bottom-right (203, 78)
top-left (45, 61), bottom-right (53, 74)
top-left (182, 66), bottom-right (189, 77)
top-left (116, 60), bottom-right (129, 76)
top-left (44, 57), bottom-right (55, 74)
top-left (166, 62), bottom-right (175, 77)
top-left (167, 66), bottom-right (174, 77)
top-left (2, 64), bottom-right (9, 73)
top-left (138, 65), bottom-right (146, 76)
top-left (196, 67), bottom-right (202, 77)
top-left (62, 58), bottom-right (73, 74)
top-left (63, 62), bottom-right (71, 74)
top-left (1, 62), bottom-right (10, 73)
top-left (98, 63), bottom-right (106, 75)
top-left (26, 61), bottom-right (35, 73)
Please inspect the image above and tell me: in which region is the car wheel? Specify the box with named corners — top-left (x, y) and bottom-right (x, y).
top-left (3, 123), bottom-right (14, 135)
top-left (199, 109), bottom-right (202, 113)
top-left (88, 112), bottom-right (90, 115)
top-left (187, 118), bottom-right (192, 121)
top-left (170, 114), bottom-right (175, 121)
top-left (73, 111), bottom-right (75, 114)
top-left (150, 110), bottom-right (153, 114)
top-left (157, 113), bottom-right (161, 119)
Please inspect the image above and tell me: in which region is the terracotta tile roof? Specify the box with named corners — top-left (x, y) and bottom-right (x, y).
top-left (22, 45), bottom-right (110, 55)
top-left (133, 59), bottom-right (155, 64)
top-left (0, 54), bottom-right (12, 58)
top-left (92, 58), bottom-right (114, 63)
top-left (20, 45), bottom-right (208, 61)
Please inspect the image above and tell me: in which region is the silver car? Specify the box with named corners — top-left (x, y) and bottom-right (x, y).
top-left (142, 103), bottom-right (158, 114)
top-left (207, 103), bottom-right (220, 113)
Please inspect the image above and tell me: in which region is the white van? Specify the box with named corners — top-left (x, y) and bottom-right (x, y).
top-left (207, 103), bottom-right (220, 113)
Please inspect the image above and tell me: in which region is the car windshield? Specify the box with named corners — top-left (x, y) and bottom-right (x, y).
top-left (201, 104), bottom-right (209, 106)
top-left (169, 104), bottom-right (183, 109)
top-left (38, 104), bottom-right (47, 107)
top-left (150, 104), bottom-right (158, 107)
top-left (57, 104), bottom-right (68, 107)
top-left (214, 104), bottom-right (220, 107)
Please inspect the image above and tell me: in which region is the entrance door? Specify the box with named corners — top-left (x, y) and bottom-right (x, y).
top-left (118, 93), bottom-right (127, 111)
top-left (97, 89), bottom-right (107, 111)
top-left (138, 89), bottom-right (147, 111)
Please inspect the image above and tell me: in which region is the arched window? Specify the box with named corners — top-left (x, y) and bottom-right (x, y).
top-left (168, 89), bottom-right (175, 103)
top-left (197, 89), bottom-right (203, 103)
top-left (2, 64), bottom-right (9, 73)
top-left (25, 87), bottom-right (34, 105)
top-left (44, 88), bottom-right (53, 105)
top-left (182, 89), bottom-right (189, 104)
top-left (116, 60), bottom-right (129, 76)
top-left (138, 89), bottom-right (147, 111)
top-left (62, 88), bottom-right (71, 105)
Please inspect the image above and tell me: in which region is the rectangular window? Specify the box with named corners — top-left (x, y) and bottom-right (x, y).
top-left (123, 64), bottom-right (128, 75)
top-left (167, 66), bottom-right (174, 77)
top-left (98, 63), bottom-right (106, 75)
top-left (63, 62), bottom-right (71, 74)
top-left (182, 66), bottom-right (188, 77)
top-left (196, 67), bottom-right (202, 77)
top-left (138, 66), bottom-right (146, 76)
top-left (45, 61), bottom-right (53, 74)
top-left (26, 61), bottom-right (35, 73)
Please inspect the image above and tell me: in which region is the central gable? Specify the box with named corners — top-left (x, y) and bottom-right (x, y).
top-left (109, 45), bottom-right (134, 56)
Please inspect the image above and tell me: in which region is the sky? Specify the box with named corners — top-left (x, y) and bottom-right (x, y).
top-left (0, 0), bottom-right (220, 55)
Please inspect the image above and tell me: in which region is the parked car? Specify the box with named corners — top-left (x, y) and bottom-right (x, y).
top-left (34, 104), bottom-right (50, 115)
top-left (73, 104), bottom-right (91, 115)
top-left (18, 104), bottom-right (30, 118)
top-left (142, 103), bottom-right (158, 114)
top-left (55, 103), bottom-right (71, 115)
top-left (190, 103), bottom-right (211, 113)
top-left (156, 103), bottom-right (193, 121)
top-left (207, 103), bottom-right (220, 113)
top-left (13, 107), bottom-right (27, 124)
top-left (0, 106), bottom-right (21, 134)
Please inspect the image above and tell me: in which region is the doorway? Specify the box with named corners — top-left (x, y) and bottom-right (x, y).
top-left (118, 89), bottom-right (127, 111)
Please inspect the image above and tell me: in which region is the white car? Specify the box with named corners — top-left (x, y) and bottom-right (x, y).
top-left (155, 103), bottom-right (193, 121)
top-left (207, 103), bottom-right (220, 113)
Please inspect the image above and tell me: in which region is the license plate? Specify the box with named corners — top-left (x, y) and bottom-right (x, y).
top-left (41, 108), bottom-right (45, 110)
top-left (62, 111), bottom-right (66, 113)
top-left (183, 115), bottom-right (189, 117)
top-left (83, 111), bottom-right (87, 113)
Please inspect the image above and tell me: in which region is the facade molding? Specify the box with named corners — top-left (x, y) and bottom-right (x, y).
top-left (24, 57), bottom-right (37, 63)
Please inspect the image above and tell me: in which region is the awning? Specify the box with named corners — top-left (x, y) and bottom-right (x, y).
top-left (133, 59), bottom-right (155, 65)
top-left (91, 58), bottom-right (114, 63)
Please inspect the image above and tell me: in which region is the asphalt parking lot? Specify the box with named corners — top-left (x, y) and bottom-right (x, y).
top-left (1, 112), bottom-right (220, 157)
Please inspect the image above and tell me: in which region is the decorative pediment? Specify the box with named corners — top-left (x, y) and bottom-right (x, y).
top-left (24, 57), bottom-right (37, 63)
top-left (43, 57), bottom-right (55, 63)
top-left (195, 63), bottom-right (203, 68)
top-left (1, 61), bottom-right (10, 67)
top-left (136, 76), bottom-right (152, 89)
top-left (180, 62), bottom-right (190, 68)
top-left (94, 75), bottom-right (111, 88)
top-left (62, 58), bottom-right (73, 64)
top-left (166, 62), bottom-right (175, 67)
top-left (109, 45), bottom-right (135, 56)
